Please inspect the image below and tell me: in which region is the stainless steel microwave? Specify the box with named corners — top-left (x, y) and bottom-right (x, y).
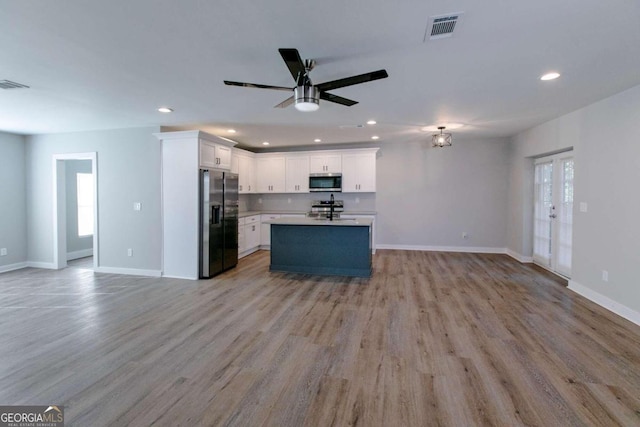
top-left (309, 173), bottom-right (342, 192)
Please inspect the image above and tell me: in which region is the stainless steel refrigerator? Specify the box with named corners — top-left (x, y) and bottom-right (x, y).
top-left (199, 170), bottom-right (239, 278)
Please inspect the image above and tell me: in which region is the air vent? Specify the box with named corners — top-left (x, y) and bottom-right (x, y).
top-left (424, 12), bottom-right (464, 41)
top-left (0, 80), bottom-right (30, 90)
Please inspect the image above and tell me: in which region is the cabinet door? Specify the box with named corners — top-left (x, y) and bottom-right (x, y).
top-left (285, 156), bottom-right (309, 193)
top-left (238, 226), bottom-right (246, 253)
top-left (342, 153), bottom-right (376, 192)
top-left (309, 154), bottom-right (341, 173)
top-left (256, 157), bottom-right (286, 193)
top-left (216, 145), bottom-right (232, 170)
top-left (199, 141), bottom-right (231, 170)
top-left (238, 155), bottom-right (255, 193)
top-left (199, 141), bottom-right (217, 168)
top-left (245, 222), bottom-right (261, 250)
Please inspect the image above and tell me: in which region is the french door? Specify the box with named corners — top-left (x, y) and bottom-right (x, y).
top-left (533, 152), bottom-right (574, 277)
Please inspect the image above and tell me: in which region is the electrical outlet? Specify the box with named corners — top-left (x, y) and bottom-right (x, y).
top-left (133, 202), bottom-right (141, 211)
top-left (355, 197), bottom-right (360, 204)
top-left (258, 198), bottom-right (263, 204)
top-left (462, 232), bottom-right (469, 240)
top-left (287, 198), bottom-right (291, 204)
top-left (0, 248), bottom-right (7, 256)
top-left (602, 270), bottom-right (608, 282)
top-left (127, 248), bottom-right (133, 257)
top-left (579, 202), bottom-right (588, 213)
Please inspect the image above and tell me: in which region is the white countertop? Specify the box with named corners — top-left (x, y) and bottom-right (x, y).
top-left (263, 217), bottom-right (373, 227)
top-left (239, 210), bottom-right (376, 218)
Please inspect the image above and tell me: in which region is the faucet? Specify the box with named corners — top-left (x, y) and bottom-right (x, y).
top-left (329, 193), bottom-right (335, 221)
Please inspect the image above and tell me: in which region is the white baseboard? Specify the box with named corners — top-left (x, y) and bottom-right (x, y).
top-left (0, 262), bottom-right (28, 273)
top-left (94, 266), bottom-right (162, 277)
top-left (569, 280), bottom-right (640, 327)
top-left (375, 244), bottom-right (507, 254)
top-left (26, 261), bottom-right (57, 269)
top-left (505, 249), bottom-right (534, 263)
top-left (67, 248), bottom-right (93, 261)
top-left (161, 274), bottom-right (197, 280)
top-left (239, 247), bottom-right (260, 259)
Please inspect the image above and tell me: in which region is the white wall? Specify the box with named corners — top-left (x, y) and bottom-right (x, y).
top-left (0, 132), bottom-right (27, 271)
top-left (375, 137), bottom-right (509, 251)
top-left (508, 83), bottom-right (640, 320)
top-left (25, 127), bottom-right (162, 274)
top-left (65, 159), bottom-right (93, 257)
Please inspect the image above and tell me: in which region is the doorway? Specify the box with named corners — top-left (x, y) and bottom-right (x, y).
top-left (533, 151), bottom-right (573, 277)
top-left (53, 153), bottom-right (98, 270)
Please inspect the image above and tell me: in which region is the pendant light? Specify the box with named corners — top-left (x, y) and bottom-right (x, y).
top-left (432, 126), bottom-right (452, 147)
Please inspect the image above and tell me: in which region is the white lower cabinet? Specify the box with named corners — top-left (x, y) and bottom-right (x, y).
top-left (239, 215), bottom-right (261, 258)
top-left (260, 214), bottom-right (280, 247)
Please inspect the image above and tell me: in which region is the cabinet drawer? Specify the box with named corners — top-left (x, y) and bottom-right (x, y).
top-left (245, 215), bottom-right (260, 224)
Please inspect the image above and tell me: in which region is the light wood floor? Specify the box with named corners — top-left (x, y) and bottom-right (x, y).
top-left (1, 250), bottom-right (639, 426)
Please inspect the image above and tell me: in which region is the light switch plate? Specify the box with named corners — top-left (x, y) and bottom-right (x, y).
top-left (133, 202), bottom-right (141, 211)
top-left (0, 248), bottom-right (7, 256)
top-left (579, 202), bottom-right (588, 213)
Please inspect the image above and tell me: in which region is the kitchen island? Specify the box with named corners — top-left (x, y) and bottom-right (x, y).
top-left (264, 217), bottom-right (373, 277)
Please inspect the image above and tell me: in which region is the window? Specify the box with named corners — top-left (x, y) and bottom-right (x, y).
top-left (77, 173), bottom-right (94, 237)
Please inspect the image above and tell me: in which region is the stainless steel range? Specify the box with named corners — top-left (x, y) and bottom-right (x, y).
top-left (308, 198), bottom-right (344, 220)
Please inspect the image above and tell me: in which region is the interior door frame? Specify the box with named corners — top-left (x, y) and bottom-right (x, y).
top-left (533, 150), bottom-right (573, 277)
top-left (52, 152), bottom-right (98, 270)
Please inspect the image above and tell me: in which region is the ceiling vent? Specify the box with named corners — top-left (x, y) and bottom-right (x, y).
top-left (424, 12), bottom-right (464, 41)
top-left (0, 80), bottom-right (30, 90)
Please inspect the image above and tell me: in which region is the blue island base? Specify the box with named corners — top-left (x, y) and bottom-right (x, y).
top-left (269, 224), bottom-right (372, 278)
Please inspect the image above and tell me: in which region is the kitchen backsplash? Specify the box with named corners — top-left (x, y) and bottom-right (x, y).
top-left (244, 192), bottom-right (376, 213)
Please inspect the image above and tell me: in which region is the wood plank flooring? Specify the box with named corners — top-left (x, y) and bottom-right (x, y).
top-left (0, 250), bottom-right (639, 426)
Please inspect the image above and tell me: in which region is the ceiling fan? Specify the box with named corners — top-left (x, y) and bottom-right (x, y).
top-left (224, 48), bottom-right (388, 112)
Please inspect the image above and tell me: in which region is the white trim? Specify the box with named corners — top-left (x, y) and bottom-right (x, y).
top-left (26, 261), bottom-right (57, 269)
top-left (161, 274), bottom-right (198, 280)
top-left (0, 262), bottom-right (28, 273)
top-left (568, 280), bottom-right (640, 327)
top-left (52, 153), bottom-right (99, 271)
top-left (66, 249), bottom-right (94, 261)
top-left (375, 244), bottom-right (507, 254)
top-left (94, 266), bottom-right (162, 277)
top-left (506, 249), bottom-right (534, 263)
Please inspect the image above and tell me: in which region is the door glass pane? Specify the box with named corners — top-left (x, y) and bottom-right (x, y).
top-left (556, 159), bottom-right (573, 276)
top-left (533, 162), bottom-right (553, 265)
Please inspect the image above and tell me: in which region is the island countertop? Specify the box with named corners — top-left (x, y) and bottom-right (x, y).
top-left (262, 217), bottom-right (373, 227)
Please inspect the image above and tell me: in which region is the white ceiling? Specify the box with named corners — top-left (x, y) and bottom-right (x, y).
top-left (2, 1), bottom-right (640, 149)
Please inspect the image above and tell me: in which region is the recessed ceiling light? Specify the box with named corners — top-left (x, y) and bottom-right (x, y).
top-left (314, 138), bottom-right (321, 142)
top-left (157, 107), bottom-right (173, 113)
top-left (262, 141), bottom-right (270, 146)
top-left (367, 120), bottom-right (377, 125)
top-left (371, 136), bottom-right (380, 140)
top-left (540, 72), bottom-right (560, 81)
top-left (227, 129), bottom-right (236, 133)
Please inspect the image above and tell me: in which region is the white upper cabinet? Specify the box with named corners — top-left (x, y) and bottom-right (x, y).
top-left (309, 154), bottom-right (341, 173)
top-left (256, 156), bottom-right (286, 193)
top-left (233, 149), bottom-right (256, 194)
top-left (342, 150), bottom-right (377, 192)
top-left (200, 140), bottom-right (232, 170)
top-left (238, 155), bottom-right (256, 193)
top-left (285, 155), bottom-right (310, 193)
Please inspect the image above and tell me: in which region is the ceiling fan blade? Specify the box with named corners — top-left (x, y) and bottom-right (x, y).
top-left (274, 96), bottom-right (295, 108)
top-left (224, 80), bottom-right (292, 91)
top-left (320, 92), bottom-right (358, 107)
top-left (279, 48), bottom-right (306, 84)
top-left (316, 69), bottom-right (388, 92)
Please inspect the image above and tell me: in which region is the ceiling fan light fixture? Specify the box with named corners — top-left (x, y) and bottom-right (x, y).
top-left (294, 85), bottom-right (319, 112)
top-left (432, 126), bottom-right (452, 147)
